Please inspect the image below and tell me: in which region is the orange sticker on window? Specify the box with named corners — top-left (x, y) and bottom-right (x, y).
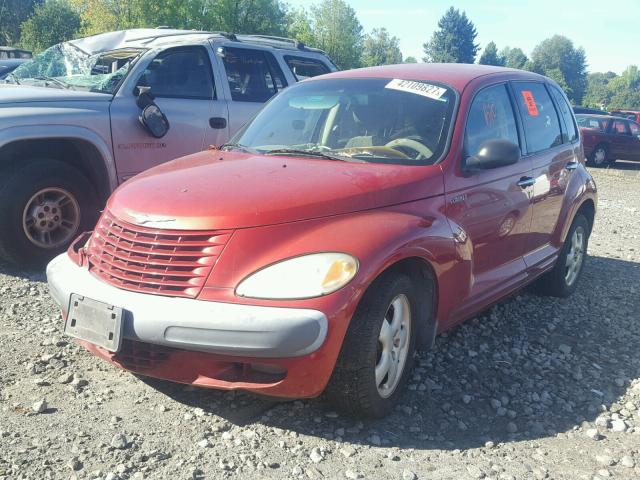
top-left (521, 90), bottom-right (539, 116)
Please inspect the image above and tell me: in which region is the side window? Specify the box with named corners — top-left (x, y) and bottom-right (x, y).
top-left (630, 122), bottom-right (640, 135)
top-left (550, 86), bottom-right (578, 142)
top-left (465, 84), bottom-right (520, 158)
top-left (137, 47), bottom-right (215, 99)
top-left (612, 119), bottom-right (630, 135)
top-left (284, 56), bottom-right (330, 80)
top-left (513, 82), bottom-right (563, 153)
top-left (222, 47), bottom-right (286, 102)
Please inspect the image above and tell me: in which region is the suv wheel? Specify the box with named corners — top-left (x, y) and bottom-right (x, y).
top-left (535, 214), bottom-right (589, 298)
top-left (588, 144), bottom-right (609, 167)
top-left (0, 159), bottom-right (97, 266)
top-left (325, 273), bottom-right (419, 418)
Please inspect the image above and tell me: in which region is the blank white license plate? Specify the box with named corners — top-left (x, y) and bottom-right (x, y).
top-left (64, 294), bottom-right (123, 352)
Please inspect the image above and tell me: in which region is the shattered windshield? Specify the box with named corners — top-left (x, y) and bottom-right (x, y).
top-left (3, 42), bottom-right (144, 94)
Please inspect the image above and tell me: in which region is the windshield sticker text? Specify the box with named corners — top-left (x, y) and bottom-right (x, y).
top-left (385, 79), bottom-right (447, 101)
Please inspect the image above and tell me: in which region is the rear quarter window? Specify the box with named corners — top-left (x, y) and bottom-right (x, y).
top-left (284, 56), bottom-right (330, 80)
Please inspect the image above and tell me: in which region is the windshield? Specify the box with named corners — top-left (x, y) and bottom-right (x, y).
top-left (3, 43), bottom-right (144, 94)
top-left (231, 78), bottom-right (457, 165)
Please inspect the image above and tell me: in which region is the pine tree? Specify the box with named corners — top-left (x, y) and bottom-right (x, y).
top-left (422, 7), bottom-right (479, 64)
top-left (479, 41), bottom-right (504, 66)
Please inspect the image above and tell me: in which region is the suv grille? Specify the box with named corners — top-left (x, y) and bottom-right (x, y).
top-left (87, 210), bottom-right (231, 298)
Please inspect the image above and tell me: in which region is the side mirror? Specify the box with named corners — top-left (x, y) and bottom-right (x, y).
top-left (139, 104), bottom-right (170, 139)
top-left (465, 139), bottom-right (520, 171)
top-left (135, 86), bottom-right (169, 138)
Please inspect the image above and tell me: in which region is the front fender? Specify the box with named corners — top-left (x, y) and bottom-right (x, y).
top-left (0, 123), bottom-right (116, 191)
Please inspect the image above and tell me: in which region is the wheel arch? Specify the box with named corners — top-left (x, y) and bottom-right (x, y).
top-left (575, 198), bottom-right (596, 234)
top-left (0, 128), bottom-right (117, 203)
top-left (366, 255), bottom-right (439, 351)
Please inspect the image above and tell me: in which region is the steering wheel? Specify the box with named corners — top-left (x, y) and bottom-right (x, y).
top-left (385, 138), bottom-right (433, 160)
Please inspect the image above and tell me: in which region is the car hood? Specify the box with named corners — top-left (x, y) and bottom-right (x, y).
top-left (0, 84), bottom-right (112, 105)
top-left (108, 150), bottom-right (444, 230)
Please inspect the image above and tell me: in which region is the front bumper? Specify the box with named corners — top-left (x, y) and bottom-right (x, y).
top-left (46, 253), bottom-right (328, 358)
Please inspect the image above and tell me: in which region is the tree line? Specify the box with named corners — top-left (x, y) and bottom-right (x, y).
top-left (1, 1), bottom-right (638, 109)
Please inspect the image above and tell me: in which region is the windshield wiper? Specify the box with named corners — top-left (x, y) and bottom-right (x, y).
top-left (265, 148), bottom-right (356, 162)
top-left (219, 143), bottom-right (257, 153)
top-left (5, 73), bottom-right (20, 85)
top-left (32, 76), bottom-right (73, 90)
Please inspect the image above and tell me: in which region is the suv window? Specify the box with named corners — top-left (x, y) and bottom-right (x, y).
top-left (612, 119), bottom-right (631, 134)
top-left (630, 122), bottom-right (640, 135)
top-left (465, 84), bottom-right (519, 158)
top-left (550, 86), bottom-right (578, 142)
top-left (513, 82), bottom-right (562, 153)
top-left (285, 56), bottom-right (330, 80)
top-left (222, 47), bottom-right (287, 102)
top-left (137, 47), bottom-right (215, 100)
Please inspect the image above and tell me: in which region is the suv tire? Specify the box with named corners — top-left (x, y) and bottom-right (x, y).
top-left (325, 273), bottom-right (419, 418)
top-left (536, 214), bottom-right (590, 298)
top-left (587, 144), bottom-right (609, 167)
top-left (0, 159), bottom-right (98, 266)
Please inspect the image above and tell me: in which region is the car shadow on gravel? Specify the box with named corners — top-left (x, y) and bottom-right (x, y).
top-left (141, 254), bottom-right (639, 451)
top-left (0, 261), bottom-right (45, 282)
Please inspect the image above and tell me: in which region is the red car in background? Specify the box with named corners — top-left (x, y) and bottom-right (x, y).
top-left (610, 110), bottom-right (640, 123)
top-left (577, 114), bottom-right (640, 167)
top-left (47, 64), bottom-right (597, 417)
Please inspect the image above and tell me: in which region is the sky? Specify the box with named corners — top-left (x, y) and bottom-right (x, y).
top-left (288, 0), bottom-right (640, 74)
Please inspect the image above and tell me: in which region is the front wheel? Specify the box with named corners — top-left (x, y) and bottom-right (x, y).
top-left (536, 214), bottom-right (589, 297)
top-left (325, 274), bottom-right (419, 418)
top-left (0, 159), bottom-right (98, 266)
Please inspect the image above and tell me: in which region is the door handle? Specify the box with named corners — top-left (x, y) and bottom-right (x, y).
top-left (517, 176), bottom-right (535, 188)
top-left (565, 161), bottom-right (579, 171)
top-left (209, 117), bottom-right (227, 129)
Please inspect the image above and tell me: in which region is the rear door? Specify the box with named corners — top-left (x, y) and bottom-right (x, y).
top-left (110, 45), bottom-right (229, 181)
top-left (510, 81), bottom-right (573, 266)
top-left (445, 83), bottom-right (533, 301)
top-left (610, 118), bottom-right (633, 159)
top-left (629, 121), bottom-right (640, 160)
top-left (215, 45), bottom-right (288, 135)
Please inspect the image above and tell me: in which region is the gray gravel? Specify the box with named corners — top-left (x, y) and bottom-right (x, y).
top-left (1, 164), bottom-right (639, 480)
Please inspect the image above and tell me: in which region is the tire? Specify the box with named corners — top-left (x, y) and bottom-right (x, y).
top-left (587, 144), bottom-right (609, 167)
top-left (325, 273), bottom-right (420, 418)
top-left (0, 158), bottom-right (98, 266)
top-left (535, 214), bottom-right (590, 298)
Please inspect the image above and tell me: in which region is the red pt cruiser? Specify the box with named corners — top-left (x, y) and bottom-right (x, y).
top-left (47, 64), bottom-right (597, 417)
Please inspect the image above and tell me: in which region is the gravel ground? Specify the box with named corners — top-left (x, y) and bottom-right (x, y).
top-left (1, 164), bottom-right (639, 480)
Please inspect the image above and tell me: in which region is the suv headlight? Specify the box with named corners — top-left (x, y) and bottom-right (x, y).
top-left (235, 253), bottom-right (359, 300)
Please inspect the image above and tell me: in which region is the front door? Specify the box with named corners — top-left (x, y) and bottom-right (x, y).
top-left (110, 45), bottom-right (229, 182)
top-left (629, 122), bottom-right (640, 160)
top-left (445, 83), bottom-right (533, 305)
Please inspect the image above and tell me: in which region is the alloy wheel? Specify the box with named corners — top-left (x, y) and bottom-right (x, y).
top-left (565, 226), bottom-right (585, 286)
top-left (22, 187), bottom-right (81, 249)
top-left (375, 294), bottom-right (411, 398)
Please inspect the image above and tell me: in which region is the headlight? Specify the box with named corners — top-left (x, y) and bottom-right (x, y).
top-left (235, 253), bottom-right (359, 300)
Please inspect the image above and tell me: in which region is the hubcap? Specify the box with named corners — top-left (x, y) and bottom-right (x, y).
top-left (22, 188), bottom-right (80, 249)
top-left (375, 294), bottom-right (411, 398)
top-left (594, 148), bottom-right (606, 165)
top-left (565, 226), bottom-right (585, 286)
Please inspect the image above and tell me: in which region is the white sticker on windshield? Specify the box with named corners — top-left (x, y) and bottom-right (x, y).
top-left (385, 79), bottom-right (447, 100)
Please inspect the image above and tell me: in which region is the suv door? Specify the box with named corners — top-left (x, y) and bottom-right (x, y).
top-left (110, 45), bottom-right (229, 181)
top-left (629, 121), bottom-right (640, 160)
top-left (510, 82), bottom-right (574, 267)
top-left (445, 83), bottom-right (533, 304)
top-left (610, 118), bottom-right (634, 160)
top-left (216, 45), bottom-right (288, 134)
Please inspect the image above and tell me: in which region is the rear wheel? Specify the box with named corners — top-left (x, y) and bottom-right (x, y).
top-left (325, 273), bottom-right (420, 418)
top-left (587, 144), bottom-right (609, 167)
top-left (536, 214), bottom-right (589, 297)
top-left (0, 159), bottom-right (98, 266)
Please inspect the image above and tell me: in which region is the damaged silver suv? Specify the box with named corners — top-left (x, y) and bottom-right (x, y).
top-left (0, 29), bottom-right (335, 265)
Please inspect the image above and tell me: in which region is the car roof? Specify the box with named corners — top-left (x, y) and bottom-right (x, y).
top-left (68, 29), bottom-right (328, 56)
top-left (576, 114), bottom-right (612, 119)
top-left (311, 63), bottom-right (548, 92)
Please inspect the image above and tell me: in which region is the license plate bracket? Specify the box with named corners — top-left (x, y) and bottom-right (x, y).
top-left (64, 294), bottom-right (123, 352)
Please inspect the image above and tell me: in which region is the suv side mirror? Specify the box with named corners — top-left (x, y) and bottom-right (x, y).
top-left (135, 86), bottom-right (170, 138)
top-left (465, 139), bottom-right (520, 171)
